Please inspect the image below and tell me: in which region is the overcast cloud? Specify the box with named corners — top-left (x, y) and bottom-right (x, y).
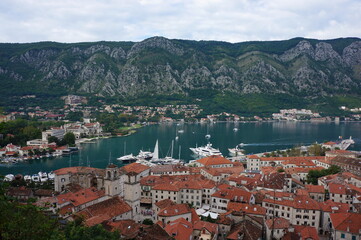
top-left (0, 0), bottom-right (360, 43)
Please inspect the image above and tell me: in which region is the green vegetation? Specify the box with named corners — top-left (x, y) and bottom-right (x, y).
top-left (1, 37), bottom-right (361, 115)
top-left (96, 113), bottom-right (139, 134)
top-left (308, 144), bottom-right (327, 156)
top-left (63, 132), bottom-right (76, 146)
top-left (306, 165), bottom-right (341, 185)
top-left (0, 119), bottom-right (64, 147)
top-left (0, 180), bottom-right (119, 240)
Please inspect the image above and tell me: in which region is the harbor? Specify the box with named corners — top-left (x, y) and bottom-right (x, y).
top-left (1, 121), bottom-right (361, 176)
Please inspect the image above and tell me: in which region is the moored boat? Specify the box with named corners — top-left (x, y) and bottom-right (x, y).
top-left (190, 143), bottom-right (222, 157)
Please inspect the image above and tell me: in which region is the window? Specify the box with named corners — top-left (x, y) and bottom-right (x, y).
top-left (341, 233), bottom-right (345, 238)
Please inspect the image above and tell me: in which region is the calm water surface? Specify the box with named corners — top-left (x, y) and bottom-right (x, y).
top-left (1, 122), bottom-right (361, 175)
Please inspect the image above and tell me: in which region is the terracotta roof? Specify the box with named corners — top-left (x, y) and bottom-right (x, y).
top-left (227, 219), bottom-right (262, 240)
top-left (196, 155), bottom-right (233, 166)
top-left (121, 162), bottom-right (150, 174)
top-left (286, 167), bottom-right (324, 174)
top-left (193, 220), bottom-right (218, 234)
top-left (305, 184), bottom-right (325, 193)
top-left (158, 203), bottom-right (191, 217)
top-left (328, 183), bottom-right (348, 195)
top-left (77, 196), bottom-right (132, 226)
top-left (151, 164), bottom-right (189, 173)
top-left (153, 183), bottom-right (180, 192)
top-left (330, 213), bottom-right (361, 234)
top-left (106, 220), bottom-right (142, 238)
top-left (227, 202), bottom-right (266, 216)
top-left (263, 195), bottom-right (320, 210)
top-left (136, 223), bottom-right (172, 240)
top-left (56, 187), bottom-right (105, 207)
top-left (155, 199), bottom-right (175, 209)
top-left (53, 166), bottom-right (105, 176)
top-left (294, 225), bottom-right (319, 240)
top-left (191, 208), bottom-right (200, 223)
top-left (201, 166), bottom-right (244, 176)
top-left (212, 185), bottom-right (252, 202)
top-left (266, 217), bottom-right (290, 229)
top-left (164, 218), bottom-right (193, 240)
top-left (319, 200), bottom-right (350, 213)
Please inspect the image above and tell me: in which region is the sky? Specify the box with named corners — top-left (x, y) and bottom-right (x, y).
top-left (0, 0), bottom-right (360, 43)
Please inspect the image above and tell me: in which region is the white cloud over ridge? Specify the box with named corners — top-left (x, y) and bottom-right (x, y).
top-left (0, 0), bottom-right (360, 43)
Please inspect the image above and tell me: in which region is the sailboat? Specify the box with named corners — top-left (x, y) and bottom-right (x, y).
top-left (117, 142), bottom-right (137, 163)
top-left (150, 140), bottom-right (183, 165)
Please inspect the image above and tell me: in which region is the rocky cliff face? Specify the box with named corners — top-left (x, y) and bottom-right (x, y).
top-left (1, 37), bottom-right (360, 98)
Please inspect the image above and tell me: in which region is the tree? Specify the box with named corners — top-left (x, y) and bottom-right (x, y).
top-left (22, 126), bottom-right (41, 140)
top-left (142, 219), bottom-right (154, 225)
top-left (66, 112), bottom-right (83, 122)
top-left (48, 136), bottom-right (60, 145)
top-left (306, 165), bottom-right (341, 185)
top-left (63, 132), bottom-right (75, 146)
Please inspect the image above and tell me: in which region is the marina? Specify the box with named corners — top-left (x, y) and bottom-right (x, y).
top-left (1, 121), bottom-right (361, 176)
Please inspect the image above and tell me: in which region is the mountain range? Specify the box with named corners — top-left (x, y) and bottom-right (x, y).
top-left (1, 36), bottom-right (361, 114)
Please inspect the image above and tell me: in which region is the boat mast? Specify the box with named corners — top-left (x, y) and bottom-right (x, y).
top-left (153, 140), bottom-right (159, 160)
top-left (171, 140), bottom-right (174, 158)
top-left (179, 145), bottom-right (181, 160)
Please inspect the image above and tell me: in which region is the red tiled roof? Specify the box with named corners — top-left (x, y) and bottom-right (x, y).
top-left (319, 200), bottom-right (350, 213)
top-left (294, 225), bottom-right (319, 240)
top-left (212, 185), bottom-right (252, 202)
top-left (330, 213), bottom-right (361, 234)
top-left (158, 203), bottom-right (191, 217)
top-left (201, 166), bottom-right (244, 176)
top-left (227, 202), bottom-right (266, 216)
top-left (164, 218), bottom-right (193, 240)
top-left (153, 183), bottom-right (180, 192)
top-left (56, 187), bottom-right (105, 207)
top-left (266, 217), bottom-right (290, 229)
top-left (155, 199), bottom-right (175, 209)
top-left (77, 196), bottom-right (132, 226)
top-left (106, 220), bottom-right (141, 238)
top-left (305, 184), bottom-right (325, 193)
top-left (54, 166), bottom-right (105, 176)
top-left (263, 195), bottom-right (320, 210)
top-left (193, 220), bottom-right (218, 234)
top-left (196, 155), bottom-right (233, 166)
top-left (328, 183), bottom-right (347, 195)
top-left (121, 162), bottom-right (150, 174)
top-left (286, 167), bottom-right (324, 174)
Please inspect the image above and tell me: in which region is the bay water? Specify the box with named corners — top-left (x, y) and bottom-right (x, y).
top-left (1, 121), bottom-right (361, 176)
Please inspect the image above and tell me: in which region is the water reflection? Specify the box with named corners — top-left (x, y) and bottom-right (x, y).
top-left (1, 121), bottom-right (361, 175)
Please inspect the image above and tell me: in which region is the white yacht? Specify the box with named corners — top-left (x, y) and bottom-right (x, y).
top-left (47, 171), bottom-right (55, 181)
top-left (190, 143), bottom-right (222, 157)
top-left (31, 174), bottom-right (40, 182)
top-left (228, 145), bottom-right (245, 156)
top-left (38, 172), bottom-right (48, 182)
top-left (24, 175), bottom-right (32, 182)
top-left (117, 154), bottom-right (137, 163)
top-left (137, 150), bottom-right (153, 160)
top-left (117, 141), bottom-right (138, 163)
top-left (4, 174), bottom-right (15, 182)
